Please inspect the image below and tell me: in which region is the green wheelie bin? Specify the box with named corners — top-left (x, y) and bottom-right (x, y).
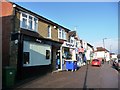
top-left (3, 66), bottom-right (16, 88)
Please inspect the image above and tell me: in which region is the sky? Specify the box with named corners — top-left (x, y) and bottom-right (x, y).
top-left (12, 1), bottom-right (118, 53)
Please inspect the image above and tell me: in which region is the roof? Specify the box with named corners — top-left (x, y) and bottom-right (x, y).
top-left (11, 2), bottom-right (71, 32)
top-left (95, 47), bottom-right (109, 52)
top-left (69, 31), bottom-right (76, 37)
top-left (87, 43), bottom-right (93, 48)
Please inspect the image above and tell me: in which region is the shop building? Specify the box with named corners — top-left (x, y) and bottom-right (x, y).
top-left (61, 41), bottom-right (76, 70)
top-left (2, 1), bottom-right (71, 80)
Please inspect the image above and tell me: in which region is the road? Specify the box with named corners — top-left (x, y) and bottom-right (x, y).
top-left (15, 63), bottom-right (119, 89)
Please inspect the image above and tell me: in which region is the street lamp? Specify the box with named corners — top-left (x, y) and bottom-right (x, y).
top-left (103, 38), bottom-right (107, 49)
top-left (103, 38), bottom-right (107, 62)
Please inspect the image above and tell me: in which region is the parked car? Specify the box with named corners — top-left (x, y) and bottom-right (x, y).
top-left (113, 59), bottom-right (120, 70)
top-left (91, 59), bottom-right (101, 67)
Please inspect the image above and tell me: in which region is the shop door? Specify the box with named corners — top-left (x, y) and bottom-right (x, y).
top-left (56, 51), bottom-right (61, 69)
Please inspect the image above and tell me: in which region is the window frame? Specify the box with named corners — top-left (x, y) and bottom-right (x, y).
top-left (58, 28), bottom-right (66, 40)
top-left (20, 12), bottom-right (38, 32)
top-left (47, 25), bottom-right (51, 38)
top-left (46, 50), bottom-right (50, 59)
top-left (23, 52), bottom-right (30, 65)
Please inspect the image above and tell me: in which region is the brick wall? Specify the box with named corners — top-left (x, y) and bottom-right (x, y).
top-left (2, 1), bottom-right (13, 66)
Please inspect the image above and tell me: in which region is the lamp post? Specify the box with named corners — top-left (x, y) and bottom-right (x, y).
top-left (103, 38), bottom-right (107, 62)
top-left (103, 38), bottom-right (107, 49)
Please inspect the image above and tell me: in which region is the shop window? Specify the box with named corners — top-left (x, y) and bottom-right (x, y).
top-left (23, 52), bottom-right (30, 64)
top-left (46, 50), bottom-right (50, 59)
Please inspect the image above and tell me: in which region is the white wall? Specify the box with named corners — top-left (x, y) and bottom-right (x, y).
top-left (86, 50), bottom-right (91, 60)
top-left (72, 49), bottom-right (76, 61)
top-left (93, 51), bottom-right (104, 59)
top-left (23, 41), bottom-right (51, 67)
top-left (93, 51), bottom-right (110, 61)
top-left (111, 55), bottom-right (117, 59)
top-left (82, 40), bottom-right (87, 50)
top-left (105, 52), bottom-right (110, 61)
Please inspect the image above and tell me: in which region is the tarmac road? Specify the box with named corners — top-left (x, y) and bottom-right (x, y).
top-left (15, 63), bottom-right (119, 89)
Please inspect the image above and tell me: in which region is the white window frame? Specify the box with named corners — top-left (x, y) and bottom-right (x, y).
top-left (64, 31), bottom-right (66, 40)
top-left (58, 28), bottom-right (62, 39)
top-left (47, 25), bottom-right (51, 38)
top-left (20, 12), bottom-right (38, 32)
top-left (20, 12), bottom-right (27, 29)
top-left (34, 17), bottom-right (38, 32)
top-left (58, 28), bottom-right (66, 40)
top-left (28, 15), bottom-right (33, 30)
top-left (70, 37), bottom-right (74, 43)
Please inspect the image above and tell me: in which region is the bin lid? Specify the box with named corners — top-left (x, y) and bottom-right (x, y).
top-left (65, 60), bottom-right (77, 61)
top-left (3, 66), bottom-right (15, 69)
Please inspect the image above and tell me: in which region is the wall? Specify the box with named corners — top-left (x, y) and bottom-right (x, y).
top-left (105, 52), bottom-right (110, 61)
top-left (15, 10), bottom-right (59, 42)
top-left (2, 1), bottom-right (13, 66)
top-left (93, 51), bottom-right (110, 61)
top-left (86, 50), bottom-right (91, 60)
top-left (93, 51), bottom-right (104, 59)
top-left (111, 55), bottom-right (117, 59)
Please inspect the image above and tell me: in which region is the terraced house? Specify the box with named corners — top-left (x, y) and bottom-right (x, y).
top-left (2, 0), bottom-right (70, 80)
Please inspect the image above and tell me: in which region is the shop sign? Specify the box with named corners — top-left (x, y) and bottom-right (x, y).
top-left (36, 39), bottom-right (42, 43)
top-left (78, 48), bottom-right (84, 53)
top-left (62, 41), bottom-right (76, 48)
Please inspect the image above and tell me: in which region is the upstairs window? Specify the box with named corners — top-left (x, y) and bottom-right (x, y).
top-left (70, 37), bottom-right (74, 43)
top-left (58, 28), bottom-right (62, 39)
top-left (58, 28), bottom-right (66, 40)
top-left (28, 16), bottom-right (33, 30)
top-left (34, 18), bottom-right (38, 31)
top-left (21, 13), bottom-right (27, 28)
top-left (20, 12), bottom-right (38, 32)
top-left (47, 25), bottom-right (51, 38)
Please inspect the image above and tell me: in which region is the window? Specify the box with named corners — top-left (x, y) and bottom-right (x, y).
top-left (58, 28), bottom-right (66, 40)
top-left (21, 13), bottom-right (27, 28)
top-left (58, 28), bottom-right (62, 39)
top-left (70, 37), bottom-right (74, 43)
top-left (28, 16), bottom-right (33, 30)
top-left (62, 30), bottom-right (64, 39)
top-left (23, 52), bottom-right (30, 64)
top-left (20, 12), bottom-right (38, 32)
top-left (47, 26), bottom-right (51, 38)
top-left (46, 50), bottom-right (50, 59)
top-left (64, 32), bottom-right (66, 40)
top-left (34, 18), bottom-right (38, 31)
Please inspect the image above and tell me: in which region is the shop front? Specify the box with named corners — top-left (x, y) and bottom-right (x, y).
top-left (11, 32), bottom-right (62, 79)
top-left (61, 41), bottom-right (76, 71)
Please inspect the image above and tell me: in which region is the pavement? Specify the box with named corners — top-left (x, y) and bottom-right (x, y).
top-left (13, 62), bottom-right (119, 89)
